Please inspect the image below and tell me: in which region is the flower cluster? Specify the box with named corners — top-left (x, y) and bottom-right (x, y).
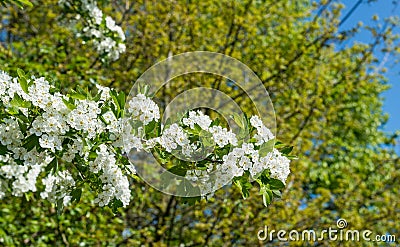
top-left (41, 170), bottom-right (75, 206)
top-left (158, 124), bottom-right (191, 152)
top-left (182, 110), bottom-right (238, 148)
top-left (122, 105), bottom-right (292, 201)
top-left (183, 114), bottom-right (291, 198)
top-left (66, 100), bottom-right (104, 138)
top-left (0, 70), bottom-right (294, 210)
top-left (59, 0), bottom-right (126, 61)
top-left (182, 111), bottom-right (212, 130)
top-left (126, 94), bottom-right (160, 125)
top-left (250, 115), bottom-right (275, 145)
top-left (209, 126), bottom-right (238, 148)
top-left (91, 144), bottom-right (130, 207)
top-left (0, 70), bottom-right (133, 211)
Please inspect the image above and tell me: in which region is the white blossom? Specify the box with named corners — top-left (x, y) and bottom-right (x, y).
top-left (250, 115), bottom-right (275, 145)
top-left (209, 126), bottom-right (238, 147)
top-left (126, 94), bottom-right (160, 125)
top-left (182, 110), bottom-right (212, 130)
top-left (0, 70), bottom-right (291, 209)
top-left (40, 170), bottom-right (75, 206)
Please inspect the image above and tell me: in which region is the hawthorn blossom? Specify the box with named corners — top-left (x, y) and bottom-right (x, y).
top-left (0, 70), bottom-right (292, 209)
top-left (41, 170), bottom-right (76, 206)
top-left (182, 110), bottom-right (212, 130)
top-left (250, 115), bottom-right (275, 145)
top-left (126, 94), bottom-right (160, 125)
top-left (209, 126), bottom-right (238, 147)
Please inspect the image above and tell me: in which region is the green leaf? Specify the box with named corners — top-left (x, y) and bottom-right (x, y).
top-left (272, 190), bottom-right (282, 198)
top-left (215, 146), bottom-right (230, 157)
top-left (18, 0), bottom-right (33, 7)
top-left (56, 198), bottom-right (64, 215)
top-left (201, 135), bottom-right (214, 148)
top-left (258, 139), bottom-right (275, 156)
top-left (156, 118), bottom-right (162, 136)
top-left (62, 98), bottom-right (76, 110)
top-left (76, 86), bottom-right (88, 97)
top-left (269, 178), bottom-right (285, 190)
top-left (22, 134), bottom-right (39, 151)
top-left (0, 144), bottom-right (8, 155)
top-left (285, 155), bottom-right (298, 160)
top-left (280, 146), bottom-right (293, 155)
top-left (199, 130), bottom-right (214, 147)
top-left (259, 183), bottom-right (273, 206)
top-left (24, 193), bottom-right (32, 202)
top-left (181, 196), bottom-right (201, 205)
top-left (92, 92), bottom-right (102, 102)
top-left (193, 123), bottom-right (202, 133)
top-left (17, 69), bottom-right (29, 94)
top-left (210, 118), bottom-right (220, 127)
top-left (16, 68), bottom-right (25, 78)
top-left (45, 158), bottom-right (58, 173)
top-left (257, 170), bottom-right (270, 184)
top-left (88, 151), bottom-right (97, 160)
top-left (7, 0), bottom-right (33, 8)
top-left (262, 191), bottom-right (271, 207)
top-left (69, 92), bottom-right (86, 100)
top-left (117, 91), bottom-right (126, 110)
top-left (17, 121), bottom-right (27, 133)
top-left (71, 188), bottom-right (82, 203)
top-left (234, 176), bottom-right (252, 199)
top-left (231, 112), bottom-right (246, 129)
top-left (5, 107), bottom-right (19, 115)
top-left (141, 84), bottom-right (150, 96)
top-left (10, 94), bottom-right (31, 108)
top-left (16, 113), bottom-right (29, 123)
top-left (195, 162), bottom-right (208, 170)
top-left (168, 165), bottom-right (187, 177)
top-left (145, 120), bottom-right (156, 135)
top-left (274, 141), bottom-right (286, 148)
top-left (110, 90), bottom-right (120, 111)
top-left (163, 117), bottom-right (172, 130)
top-left (110, 199), bottom-right (123, 214)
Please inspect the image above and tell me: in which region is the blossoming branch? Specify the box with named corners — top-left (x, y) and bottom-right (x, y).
top-left (0, 70), bottom-right (294, 212)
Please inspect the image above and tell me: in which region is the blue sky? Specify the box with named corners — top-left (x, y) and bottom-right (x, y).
top-left (339, 0), bottom-right (399, 153)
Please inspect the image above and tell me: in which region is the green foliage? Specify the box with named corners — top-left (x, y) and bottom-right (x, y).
top-left (0, 0), bottom-right (32, 8)
top-left (0, 0), bottom-right (399, 246)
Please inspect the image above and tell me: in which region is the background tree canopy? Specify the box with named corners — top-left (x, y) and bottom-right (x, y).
top-left (0, 0), bottom-right (399, 246)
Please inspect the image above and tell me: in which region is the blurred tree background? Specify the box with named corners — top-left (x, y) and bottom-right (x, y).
top-left (0, 0), bottom-right (399, 246)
